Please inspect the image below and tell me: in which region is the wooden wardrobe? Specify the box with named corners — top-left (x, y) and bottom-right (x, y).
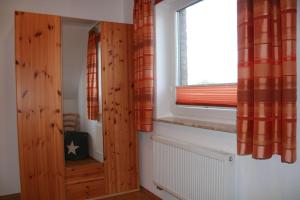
top-left (15, 11), bottom-right (138, 200)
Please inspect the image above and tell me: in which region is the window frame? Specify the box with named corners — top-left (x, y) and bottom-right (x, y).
top-left (154, 0), bottom-right (236, 125)
top-left (174, 0), bottom-right (237, 108)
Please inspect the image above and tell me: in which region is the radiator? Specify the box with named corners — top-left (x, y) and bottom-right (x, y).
top-left (153, 135), bottom-right (235, 200)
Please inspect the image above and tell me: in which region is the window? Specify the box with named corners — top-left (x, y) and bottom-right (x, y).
top-left (176, 0), bottom-right (237, 107)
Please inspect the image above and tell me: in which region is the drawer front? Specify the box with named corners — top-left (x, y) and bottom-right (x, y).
top-left (66, 163), bottom-right (104, 177)
top-left (66, 163), bottom-right (104, 184)
top-left (66, 179), bottom-right (105, 200)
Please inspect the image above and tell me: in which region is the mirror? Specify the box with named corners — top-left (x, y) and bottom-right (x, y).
top-left (61, 17), bottom-right (103, 164)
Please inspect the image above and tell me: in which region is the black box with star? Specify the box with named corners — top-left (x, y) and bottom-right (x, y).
top-left (64, 131), bottom-right (89, 160)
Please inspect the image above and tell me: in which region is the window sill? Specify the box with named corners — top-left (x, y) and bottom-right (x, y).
top-left (155, 117), bottom-right (236, 134)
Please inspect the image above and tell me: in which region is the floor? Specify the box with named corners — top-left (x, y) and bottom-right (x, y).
top-left (0, 188), bottom-right (161, 200)
top-left (0, 194), bottom-right (20, 200)
top-left (102, 188), bottom-right (161, 200)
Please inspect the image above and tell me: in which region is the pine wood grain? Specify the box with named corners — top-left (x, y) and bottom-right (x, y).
top-left (100, 22), bottom-right (138, 195)
top-left (66, 179), bottom-right (105, 200)
top-left (65, 158), bottom-right (104, 185)
top-left (15, 11), bottom-right (65, 200)
top-left (65, 158), bottom-right (105, 200)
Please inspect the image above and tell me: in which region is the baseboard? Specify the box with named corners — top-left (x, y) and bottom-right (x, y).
top-left (89, 151), bottom-right (104, 162)
top-left (94, 151), bottom-right (104, 162)
top-left (0, 193), bottom-right (20, 200)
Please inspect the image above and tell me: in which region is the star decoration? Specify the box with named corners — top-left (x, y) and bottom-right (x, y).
top-left (67, 141), bottom-right (80, 155)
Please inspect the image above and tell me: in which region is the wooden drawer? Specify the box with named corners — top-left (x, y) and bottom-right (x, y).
top-left (66, 159), bottom-right (104, 185)
top-left (66, 178), bottom-right (105, 200)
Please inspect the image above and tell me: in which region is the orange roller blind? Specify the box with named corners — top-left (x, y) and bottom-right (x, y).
top-left (176, 84), bottom-right (237, 107)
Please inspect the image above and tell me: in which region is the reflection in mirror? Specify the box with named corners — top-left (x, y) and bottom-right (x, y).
top-left (62, 17), bottom-right (103, 164)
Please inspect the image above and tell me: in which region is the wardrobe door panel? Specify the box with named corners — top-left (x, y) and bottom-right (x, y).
top-left (101, 22), bottom-right (138, 194)
top-left (15, 11), bottom-right (65, 200)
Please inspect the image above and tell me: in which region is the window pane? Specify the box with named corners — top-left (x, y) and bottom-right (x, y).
top-left (178, 0), bottom-right (237, 86)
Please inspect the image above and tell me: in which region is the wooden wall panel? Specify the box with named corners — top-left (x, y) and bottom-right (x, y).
top-left (15, 12), bottom-right (65, 200)
top-left (100, 22), bottom-right (138, 194)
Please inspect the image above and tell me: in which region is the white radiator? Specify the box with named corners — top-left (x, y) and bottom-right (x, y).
top-left (153, 135), bottom-right (235, 200)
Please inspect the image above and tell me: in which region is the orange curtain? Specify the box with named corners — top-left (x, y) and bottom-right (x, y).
top-left (176, 84), bottom-right (237, 107)
top-left (134, 0), bottom-right (154, 132)
top-left (237, 0), bottom-right (297, 163)
top-left (87, 30), bottom-right (99, 120)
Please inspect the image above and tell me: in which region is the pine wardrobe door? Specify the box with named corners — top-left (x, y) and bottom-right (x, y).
top-left (15, 11), bottom-right (65, 200)
top-left (100, 22), bottom-right (139, 195)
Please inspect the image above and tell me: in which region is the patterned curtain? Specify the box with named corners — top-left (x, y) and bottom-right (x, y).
top-left (134, 0), bottom-right (154, 132)
top-left (237, 0), bottom-right (297, 163)
top-left (87, 30), bottom-right (99, 120)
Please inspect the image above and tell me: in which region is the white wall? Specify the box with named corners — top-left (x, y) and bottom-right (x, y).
top-left (140, 122), bottom-right (300, 200)
top-left (138, 1), bottom-right (300, 200)
top-left (0, 0), bottom-right (133, 196)
top-left (62, 20), bottom-right (88, 117)
top-left (78, 66), bottom-right (103, 162)
top-left (62, 22), bottom-right (91, 102)
top-left (63, 99), bottom-right (78, 113)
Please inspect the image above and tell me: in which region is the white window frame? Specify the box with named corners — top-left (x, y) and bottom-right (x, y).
top-left (154, 0), bottom-right (236, 125)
